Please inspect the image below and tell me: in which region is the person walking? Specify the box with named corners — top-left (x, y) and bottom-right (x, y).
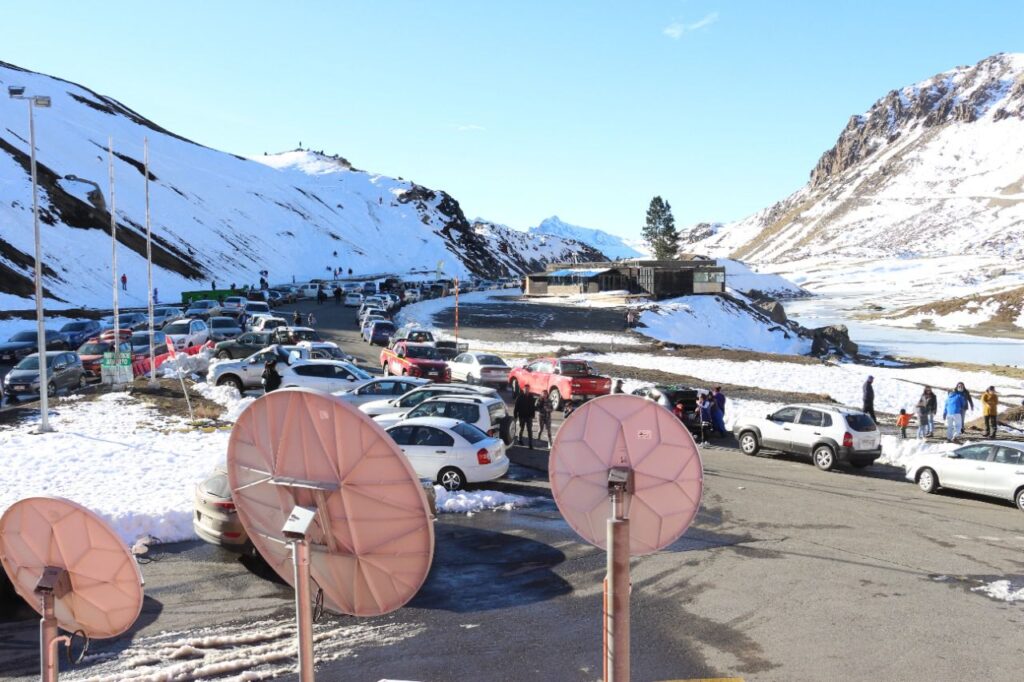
top-left (953, 382), bottom-right (974, 424)
top-left (943, 389), bottom-right (967, 442)
top-left (121, 273), bottom-right (128, 291)
top-left (920, 387), bottom-right (937, 436)
top-left (896, 409), bottom-right (911, 439)
top-left (709, 393), bottom-right (727, 436)
top-left (981, 386), bottom-right (999, 437)
top-left (514, 390), bottom-right (537, 448)
top-left (211, 280), bottom-right (217, 290)
top-left (316, 288), bottom-right (326, 305)
top-left (292, 310), bottom-right (302, 326)
top-left (261, 358), bottom-right (282, 393)
top-left (334, 287), bottom-right (342, 305)
top-left (306, 312), bottom-right (316, 327)
top-left (713, 386), bottom-right (726, 418)
top-left (862, 376), bottom-right (876, 422)
top-left (537, 396), bottom-right (553, 448)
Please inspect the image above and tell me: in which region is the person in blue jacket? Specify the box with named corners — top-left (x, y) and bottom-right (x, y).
top-left (943, 390), bottom-right (967, 442)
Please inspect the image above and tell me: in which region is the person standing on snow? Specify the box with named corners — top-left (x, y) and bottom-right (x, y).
top-left (981, 386), bottom-right (999, 438)
top-left (121, 273), bottom-right (128, 291)
top-left (916, 388), bottom-right (935, 439)
top-left (862, 376), bottom-right (876, 422)
top-left (261, 358), bottom-right (282, 393)
top-left (953, 382), bottom-right (973, 422)
top-left (943, 390), bottom-right (967, 442)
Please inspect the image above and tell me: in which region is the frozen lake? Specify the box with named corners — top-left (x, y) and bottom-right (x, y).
top-left (785, 298), bottom-right (1024, 367)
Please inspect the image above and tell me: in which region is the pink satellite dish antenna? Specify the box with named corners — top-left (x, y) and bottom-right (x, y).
top-left (550, 394), bottom-right (703, 682)
top-left (227, 388), bottom-right (434, 682)
top-left (0, 496), bottom-right (144, 682)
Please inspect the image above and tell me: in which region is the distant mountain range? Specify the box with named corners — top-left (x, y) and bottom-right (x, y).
top-left (0, 61), bottom-right (601, 310)
top-left (529, 216), bottom-right (647, 259)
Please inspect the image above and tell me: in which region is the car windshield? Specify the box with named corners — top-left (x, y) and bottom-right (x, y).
top-left (294, 329), bottom-right (320, 341)
top-left (344, 364), bottom-right (372, 381)
top-left (210, 318), bottom-right (237, 329)
top-left (475, 355), bottom-right (506, 366)
top-left (452, 421), bottom-right (488, 443)
top-left (405, 345), bottom-right (440, 359)
top-left (13, 356), bottom-right (50, 370)
top-left (247, 303), bottom-right (269, 313)
top-left (192, 301), bottom-right (212, 309)
top-left (164, 322), bottom-right (190, 334)
top-left (406, 331), bottom-right (434, 343)
top-left (61, 322), bottom-right (89, 331)
top-left (559, 360), bottom-right (591, 376)
top-left (845, 414), bottom-right (877, 432)
top-left (78, 342), bottom-right (111, 354)
top-left (10, 331), bottom-right (36, 342)
top-left (130, 333), bottom-right (150, 345)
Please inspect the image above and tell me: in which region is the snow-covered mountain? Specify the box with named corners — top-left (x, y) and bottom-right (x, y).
top-left (692, 53), bottom-right (1024, 263)
top-left (0, 61), bottom-right (599, 311)
top-left (529, 216), bottom-right (645, 259)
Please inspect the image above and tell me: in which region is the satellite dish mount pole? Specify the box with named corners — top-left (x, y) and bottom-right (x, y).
top-left (283, 505), bottom-right (318, 682)
top-left (605, 467), bottom-right (632, 682)
top-left (36, 567), bottom-right (71, 682)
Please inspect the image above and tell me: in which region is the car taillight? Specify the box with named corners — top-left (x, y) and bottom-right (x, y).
top-left (223, 531), bottom-right (242, 539)
top-left (487, 428), bottom-right (497, 437)
top-left (212, 500), bottom-right (236, 511)
top-left (842, 432), bottom-right (853, 448)
top-left (477, 448), bottom-right (491, 465)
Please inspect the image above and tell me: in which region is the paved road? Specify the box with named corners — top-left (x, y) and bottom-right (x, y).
top-left (2, 297), bottom-right (1023, 681)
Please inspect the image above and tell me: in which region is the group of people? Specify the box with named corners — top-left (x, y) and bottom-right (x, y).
top-left (673, 387), bottom-right (727, 440)
top-left (512, 390), bottom-right (554, 449)
top-left (865, 375), bottom-right (1004, 442)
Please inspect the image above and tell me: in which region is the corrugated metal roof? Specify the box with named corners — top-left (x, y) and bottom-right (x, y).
top-left (546, 268), bottom-right (612, 278)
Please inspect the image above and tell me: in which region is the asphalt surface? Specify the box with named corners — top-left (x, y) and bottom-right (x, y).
top-left (2, 295), bottom-right (1023, 681)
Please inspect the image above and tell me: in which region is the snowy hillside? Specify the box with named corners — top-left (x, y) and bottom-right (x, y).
top-left (470, 219), bottom-right (606, 275)
top-left (692, 53), bottom-right (1024, 263)
top-left (529, 216), bottom-right (645, 259)
top-left (0, 61), bottom-right (597, 311)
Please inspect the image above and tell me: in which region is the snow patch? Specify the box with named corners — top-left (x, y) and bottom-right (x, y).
top-left (433, 487), bottom-right (532, 514)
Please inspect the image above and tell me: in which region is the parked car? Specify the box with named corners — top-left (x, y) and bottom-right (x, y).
top-left (249, 316), bottom-right (288, 333)
top-left (380, 341), bottom-right (450, 381)
top-left (733, 404), bottom-right (882, 471)
top-left (363, 320), bottom-right (396, 346)
top-left (208, 345), bottom-right (298, 391)
top-left (78, 337), bottom-right (132, 379)
top-left (344, 292), bottom-right (364, 307)
top-left (208, 316), bottom-right (244, 342)
top-left (213, 331), bottom-right (274, 360)
top-left (334, 377), bottom-right (430, 406)
top-left (508, 357), bottom-right (612, 411)
top-left (0, 330), bottom-right (67, 363)
top-left (391, 328), bottom-right (436, 346)
top-left (220, 296), bottom-right (248, 313)
top-left (128, 330), bottom-right (169, 359)
top-left (448, 352), bottom-right (511, 386)
top-left (271, 326), bottom-right (322, 344)
top-left (280, 360), bottom-right (372, 392)
top-left (163, 318), bottom-right (210, 350)
top-left (360, 383), bottom-right (497, 417)
top-left (58, 320), bottom-right (102, 348)
top-left (99, 328), bottom-right (134, 342)
top-left (632, 384), bottom-right (702, 434)
top-left (905, 441), bottom-right (1024, 511)
top-left (3, 351), bottom-right (85, 401)
top-left (386, 418), bottom-right (508, 491)
top-left (153, 307), bottom-right (184, 326)
top-left (295, 340), bottom-right (355, 363)
top-left (376, 394), bottom-right (511, 443)
top-left (243, 301), bottom-right (271, 316)
top-left (404, 288), bottom-right (422, 303)
top-left (269, 288), bottom-right (296, 304)
top-left (184, 299), bottom-right (219, 320)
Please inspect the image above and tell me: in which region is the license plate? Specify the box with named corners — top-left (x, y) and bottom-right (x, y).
top-left (12, 385), bottom-right (26, 391)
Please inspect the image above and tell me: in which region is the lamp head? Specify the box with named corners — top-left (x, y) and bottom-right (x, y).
top-left (8, 85), bottom-right (26, 97)
top-left (33, 96), bottom-right (51, 108)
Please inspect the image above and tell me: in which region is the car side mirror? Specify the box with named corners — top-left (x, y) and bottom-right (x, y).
top-left (945, 453), bottom-right (960, 459)
top-left (54, 363), bottom-right (66, 371)
top-left (766, 414), bottom-right (774, 420)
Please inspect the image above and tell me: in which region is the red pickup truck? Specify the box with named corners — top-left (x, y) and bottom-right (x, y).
top-left (508, 357), bottom-right (612, 411)
top-left (380, 341), bottom-right (450, 382)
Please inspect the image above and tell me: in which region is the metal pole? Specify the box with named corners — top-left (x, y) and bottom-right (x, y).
top-left (28, 101), bottom-right (52, 433)
top-left (144, 138), bottom-right (157, 387)
top-left (292, 539), bottom-right (315, 682)
top-left (39, 592), bottom-right (57, 682)
top-left (454, 276), bottom-right (459, 344)
top-left (108, 138), bottom-right (119, 384)
top-left (606, 490), bottom-right (630, 682)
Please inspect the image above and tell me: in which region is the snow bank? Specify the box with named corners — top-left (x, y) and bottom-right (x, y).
top-left (719, 259), bottom-right (805, 297)
top-left (877, 435), bottom-right (957, 468)
top-left (161, 347), bottom-right (215, 379)
top-left (972, 579), bottom-right (1024, 603)
top-left (191, 381), bottom-right (256, 423)
top-left (433, 487), bottom-right (532, 514)
top-left (636, 296), bottom-right (811, 355)
top-left (0, 393), bottom-right (230, 545)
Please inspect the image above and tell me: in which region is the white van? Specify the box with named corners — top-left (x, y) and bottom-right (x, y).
top-left (298, 284), bottom-right (319, 299)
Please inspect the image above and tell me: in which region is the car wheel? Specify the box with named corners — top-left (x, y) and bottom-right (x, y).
top-left (438, 467), bottom-right (465, 492)
top-left (216, 351), bottom-right (231, 360)
top-left (548, 388), bottom-right (563, 411)
top-left (47, 381), bottom-right (56, 396)
top-left (217, 375), bottom-right (244, 392)
top-left (77, 375), bottom-right (86, 389)
top-left (917, 468), bottom-right (939, 494)
top-left (509, 379), bottom-right (519, 397)
top-left (812, 445), bottom-right (836, 471)
top-left (1016, 487), bottom-right (1024, 512)
top-left (738, 431), bottom-right (760, 456)
top-left (383, 364), bottom-right (391, 376)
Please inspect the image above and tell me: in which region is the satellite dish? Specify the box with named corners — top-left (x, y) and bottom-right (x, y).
top-left (549, 394), bottom-right (703, 682)
top-left (0, 496), bottom-right (144, 681)
top-left (227, 388), bottom-right (434, 681)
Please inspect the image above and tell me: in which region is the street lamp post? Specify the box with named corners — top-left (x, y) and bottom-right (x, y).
top-left (9, 86), bottom-right (53, 433)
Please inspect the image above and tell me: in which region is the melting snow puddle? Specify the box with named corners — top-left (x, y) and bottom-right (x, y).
top-left (66, 618), bottom-right (426, 681)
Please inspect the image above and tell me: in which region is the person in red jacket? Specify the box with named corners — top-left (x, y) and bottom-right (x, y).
top-left (121, 273), bottom-right (128, 291)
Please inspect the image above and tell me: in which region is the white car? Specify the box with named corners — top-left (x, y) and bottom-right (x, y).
top-left (376, 394), bottom-right (510, 441)
top-left (360, 383), bottom-right (497, 417)
top-left (344, 292), bottom-right (364, 307)
top-left (733, 403), bottom-right (882, 471)
top-left (905, 441), bottom-right (1024, 511)
top-left (385, 417), bottom-right (508, 491)
top-left (404, 288), bottom-right (421, 303)
top-left (448, 352), bottom-right (511, 386)
top-left (295, 340), bottom-right (355, 363)
top-left (334, 377), bottom-right (430, 406)
top-left (250, 315), bottom-right (288, 333)
top-left (297, 284), bottom-right (319, 299)
top-left (163, 318), bottom-right (210, 350)
top-left (221, 296), bottom-right (247, 312)
top-left (280, 360), bottom-right (372, 392)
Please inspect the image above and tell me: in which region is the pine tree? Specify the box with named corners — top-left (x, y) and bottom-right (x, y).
top-left (643, 196), bottom-right (679, 260)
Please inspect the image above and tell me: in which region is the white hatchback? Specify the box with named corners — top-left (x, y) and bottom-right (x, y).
top-left (386, 417), bottom-right (508, 490)
top-left (905, 441), bottom-right (1024, 512)
top-left (374, 394), bottom-right (510, 442)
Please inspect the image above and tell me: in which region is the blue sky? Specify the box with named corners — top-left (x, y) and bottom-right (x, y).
top-left (6, 1), bottom-right (1023, 239)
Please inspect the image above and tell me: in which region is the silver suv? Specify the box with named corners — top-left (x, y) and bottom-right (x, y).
top-left (733, 403), bottom-right (882, 471)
